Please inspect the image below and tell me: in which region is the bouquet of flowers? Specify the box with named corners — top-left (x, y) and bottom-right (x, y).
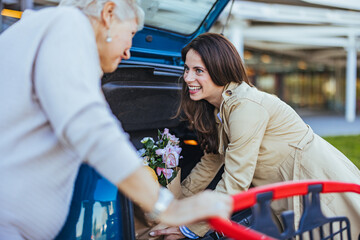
top-left (138, 128), bottom-right (182, 187)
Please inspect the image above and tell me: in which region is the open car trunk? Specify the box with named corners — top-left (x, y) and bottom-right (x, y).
top-left (101, 61), bottom-right (184, 148)
top-left (102, 60), bottom-right (209, 189)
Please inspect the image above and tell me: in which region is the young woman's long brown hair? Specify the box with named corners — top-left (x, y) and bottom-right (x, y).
top-left (177, 33), bottom-right (252, 153)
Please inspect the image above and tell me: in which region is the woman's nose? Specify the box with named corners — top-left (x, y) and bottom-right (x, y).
top-left (184, 72), bottom-right (194, 83)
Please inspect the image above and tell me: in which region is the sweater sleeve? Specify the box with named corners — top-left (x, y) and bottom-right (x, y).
top-left (186, 100), bottom-right (269, 237)
top-left (33, 8), bottom-right (141, 185)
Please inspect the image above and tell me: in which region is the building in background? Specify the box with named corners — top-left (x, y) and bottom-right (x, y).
top-left (211, 0), bottom-right (360, 121)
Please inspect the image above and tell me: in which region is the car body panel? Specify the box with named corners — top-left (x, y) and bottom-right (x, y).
top-left (55, 164), bottom-right (133, 240)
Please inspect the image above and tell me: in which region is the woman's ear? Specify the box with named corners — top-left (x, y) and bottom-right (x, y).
top-left (101, 1), bottom-right (116, 28)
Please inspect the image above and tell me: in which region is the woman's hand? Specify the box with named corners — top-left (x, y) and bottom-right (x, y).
top-left (159, 190), bottom-right (233, 226)
top-left (149, 227), bottom-right (184, 240)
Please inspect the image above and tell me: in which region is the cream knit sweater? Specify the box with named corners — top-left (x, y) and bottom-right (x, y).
top-left (0, 6), bottom-right (141, 239)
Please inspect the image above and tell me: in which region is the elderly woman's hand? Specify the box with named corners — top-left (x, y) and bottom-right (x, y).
top-left (159, 190), bottom-right (233, 226)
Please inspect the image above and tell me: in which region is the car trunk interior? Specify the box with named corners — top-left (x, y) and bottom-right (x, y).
top-left (101, 62), bottom-right (207, 181)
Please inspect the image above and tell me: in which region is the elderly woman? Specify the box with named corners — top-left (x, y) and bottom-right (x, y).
top-left (0, 2), bottom-right (232, 239)
top-left (151, 33), bottom-right (360, 240)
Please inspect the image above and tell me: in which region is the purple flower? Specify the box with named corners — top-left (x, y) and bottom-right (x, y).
top-left (173, 145), bottom-right (182, 154)
top-left (155, 148), bottom-right (165, 155)
top-left (169, 135), bottom-right (179, 145)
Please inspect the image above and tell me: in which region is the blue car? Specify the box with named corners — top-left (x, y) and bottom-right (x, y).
top-left (54, 1), bottom-right (254, 239)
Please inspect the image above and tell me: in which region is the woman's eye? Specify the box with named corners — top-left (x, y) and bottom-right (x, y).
top-left (184, 67), bottom-right (189, 72)
top-left (196, 69), bottom-right (203, 74)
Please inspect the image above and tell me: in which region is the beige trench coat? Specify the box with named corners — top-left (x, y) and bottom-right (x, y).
top-left (181, 82), bottom-right (360, 238)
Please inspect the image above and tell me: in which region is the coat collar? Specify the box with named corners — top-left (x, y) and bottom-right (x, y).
top-left (221, 82), bottom-right (240, 101)
top-left (218, 82), bottom-right (241, 120)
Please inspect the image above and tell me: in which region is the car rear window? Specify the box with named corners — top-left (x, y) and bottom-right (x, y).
top-left (140, 0), bottom-right (217, 35)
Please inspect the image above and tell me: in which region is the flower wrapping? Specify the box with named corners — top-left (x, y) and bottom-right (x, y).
top-left (134, 128), bottom-right (184, 239)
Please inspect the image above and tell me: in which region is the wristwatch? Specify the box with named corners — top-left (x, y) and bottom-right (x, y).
top-left (146, 186), bottom-right (174, 222)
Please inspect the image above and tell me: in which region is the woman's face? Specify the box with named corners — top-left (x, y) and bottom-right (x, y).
top-left (97, 18), bottom-right (137, 73)
top-left (184, 49), bottom-right (224, 107)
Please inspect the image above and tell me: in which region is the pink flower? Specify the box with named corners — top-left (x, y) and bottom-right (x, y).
top-left (156, 167), bottom-right (174, 179)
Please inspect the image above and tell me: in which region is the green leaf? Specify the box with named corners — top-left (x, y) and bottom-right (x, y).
top-left (158, 175), bottom-right (167, 187)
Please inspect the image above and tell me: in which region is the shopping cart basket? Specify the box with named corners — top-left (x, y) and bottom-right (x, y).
top-left (208, 180), bottom-right (360, 240)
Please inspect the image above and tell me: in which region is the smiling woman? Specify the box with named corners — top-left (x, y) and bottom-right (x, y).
top-left (152, 32), bottom-right (360, 240)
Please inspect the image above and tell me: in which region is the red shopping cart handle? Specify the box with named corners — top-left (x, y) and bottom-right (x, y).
top-left (208, 180), bottom-right (360, 240)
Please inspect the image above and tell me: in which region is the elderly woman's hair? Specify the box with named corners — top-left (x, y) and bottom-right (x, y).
top-left (59, 0), bottom-right (144, 30)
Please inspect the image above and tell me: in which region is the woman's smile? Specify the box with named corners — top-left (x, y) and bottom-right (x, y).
top-left (188, 85), bottom-right (202, 94)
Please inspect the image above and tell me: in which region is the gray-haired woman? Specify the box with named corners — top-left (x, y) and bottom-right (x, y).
top-left (0, 1), bottom-right (232, 239)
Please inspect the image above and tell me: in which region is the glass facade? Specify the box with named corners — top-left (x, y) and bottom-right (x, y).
top-left (244, 50), bottom-right (360, 114)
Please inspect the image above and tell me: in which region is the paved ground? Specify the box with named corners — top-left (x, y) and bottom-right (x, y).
top-left (297, 110), bottom-right (360, 137)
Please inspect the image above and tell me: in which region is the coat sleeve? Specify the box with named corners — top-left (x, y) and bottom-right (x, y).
top-left (187, 99), bottom-right (270, 237)
top-left (181, 152), bottom-right (224, 198)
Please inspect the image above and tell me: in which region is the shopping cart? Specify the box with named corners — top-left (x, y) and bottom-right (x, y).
top-left (208, 180), bottom-right (360, 240)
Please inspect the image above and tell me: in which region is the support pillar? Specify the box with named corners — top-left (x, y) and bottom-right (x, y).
top-left (229, 21), bottom-right (246, 60)
top-left (345, 34), bottom-right (357, 122)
